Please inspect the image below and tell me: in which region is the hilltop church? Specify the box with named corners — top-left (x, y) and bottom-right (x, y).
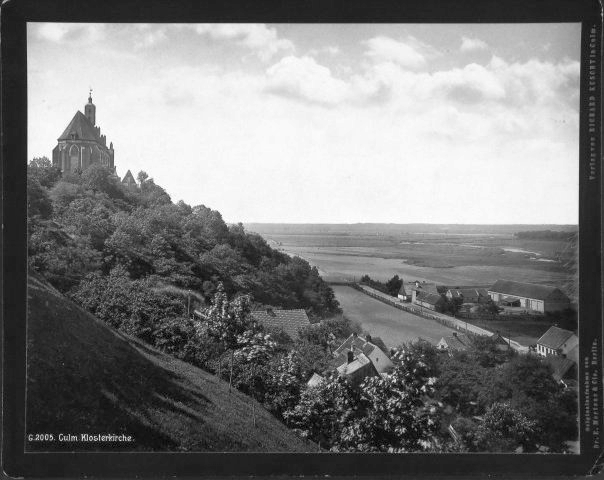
top-left (52, 92), bottom-right (119, 177)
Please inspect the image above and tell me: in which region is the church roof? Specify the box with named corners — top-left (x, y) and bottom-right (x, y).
top-left (122, 170), bottom-right (137, 185)
top-left (58, 111), bottom-right (102, 142)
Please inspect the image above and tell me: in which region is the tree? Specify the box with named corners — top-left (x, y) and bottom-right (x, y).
top-left (28, 157), bottom-right (62, 188)
top-left (202, 283), bottom-right (255, 392)
top-left (27, 177), bottom-right (53, 219)
top-left (385, 275), bottom-right (403, 297)
top-left (81, 164), bottom-right (123, 198)
top-left (474, 402), bottom-right (537, 452)
top-left (234, 330), bottom-right (277, 425)
top-left (284, 372), bottom-right (358, 450)
top-left (337, 348), bottom-right (440, 452)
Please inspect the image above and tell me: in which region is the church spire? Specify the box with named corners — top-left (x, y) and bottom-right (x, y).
top-left (85, 88), bottom-right (96, 126)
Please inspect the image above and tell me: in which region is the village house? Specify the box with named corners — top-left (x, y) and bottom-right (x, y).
top-left (437, 332), bottom-right (509, 354)
top-left (536, 326), bottom-right (578, 359)
top-left (543, 355), bottom-right (577, 386)
top-left (445, 287), bottom-right (490, 304)
top-left (336, 350), bottom-right (379, 386)
top-left (436, 332), bottom-right (473, 353)
top-left (413, 291), bottom-right (446, 312)
top-left (250, 308), bottom-right (311, 340)
top-left (333, 333), bottom-right (393, 374)
top-left (306, 372), bottom-right (324, 388)
top-left (397, 281), bottom-right (411, 302)
top-left (488, 280), bottom-right (570, 313)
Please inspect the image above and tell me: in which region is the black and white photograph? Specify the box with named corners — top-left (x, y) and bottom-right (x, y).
top-left (23, 20), bottom-right (586, 455)
top-left (4, 0), bottom-right (601, 474)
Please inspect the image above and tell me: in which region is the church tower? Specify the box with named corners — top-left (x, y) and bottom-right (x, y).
top-left (52, 92), bottom-right (115, 174)
top-left (84, 89), bottom-right (96, 126)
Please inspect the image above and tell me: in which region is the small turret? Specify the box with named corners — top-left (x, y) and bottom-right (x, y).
top-left (84, 89), bottom-right (96, 126)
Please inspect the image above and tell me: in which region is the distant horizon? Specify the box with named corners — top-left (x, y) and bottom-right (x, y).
top-left (243, 221), bottom-right (578, 226)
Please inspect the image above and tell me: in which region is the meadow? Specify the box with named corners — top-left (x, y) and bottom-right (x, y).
top-left (247, 223), bottom-right (577, 298)
top-left (331, 285), bottom-right (455, 348)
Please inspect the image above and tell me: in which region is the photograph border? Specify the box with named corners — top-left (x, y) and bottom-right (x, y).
top-left (2, 0), bottom-right (602, 476)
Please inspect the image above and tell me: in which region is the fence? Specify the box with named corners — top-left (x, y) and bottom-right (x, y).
top-left (351, 283), bottom-right (528, 353)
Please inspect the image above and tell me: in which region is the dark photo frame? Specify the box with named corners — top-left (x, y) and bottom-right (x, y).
top-left (2, 0), bottom-right (602, 477)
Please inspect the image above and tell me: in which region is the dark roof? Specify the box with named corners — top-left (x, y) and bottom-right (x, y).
top-left (537, 326), bottom-right (576, 350)
top-left (333, 334), bottom-right (379, 358)
top-left (122, 170), bottom-right (137, 185)
top-left (489, 280), bottom-right (568, 301)
top-left (417, 292), bottom-right (445, 305)
top-left (440, 333), bottom-right (472, 351)
top-left (336, 352), bottom-right (378, 379)
top-left (413, 283), bottom-right (439, 294)
top-left (58, 111), bottom-right (103, 142)
top-left (251, 309), bottom-right (310, 339)
top-left (543, 356), bottom-right (576, 381)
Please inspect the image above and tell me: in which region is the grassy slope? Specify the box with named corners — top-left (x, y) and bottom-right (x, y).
top-left (26, 273), bottom-right (314, 452)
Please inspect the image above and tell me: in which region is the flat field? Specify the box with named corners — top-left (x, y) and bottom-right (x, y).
top-left (331, 285), bottom-right (455, 348)
top-left (248, 223), bottom-right (577, 297)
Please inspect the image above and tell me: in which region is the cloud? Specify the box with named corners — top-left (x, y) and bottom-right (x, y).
top-left (193, 24), bottom-right (294, 61)
top-left (432, 63), bottom-right (506, 103)
top-left (34, 23), bottom-right (106, 44)
top-left (133, 24), bottom-right (168, 49)
top-left (308, 45), bottom-right (341, 56)
top-left (265, 56), bottom-right (349, 105)
top-left (364, 36), bottom-right (437, 69)
top-left (460, 36), bottom-right (489, 52)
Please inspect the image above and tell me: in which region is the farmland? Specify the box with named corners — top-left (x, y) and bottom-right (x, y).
top-left (247, 223), bottom-right (577, 298)
top-left (330, 285), bottom-right (455, 348)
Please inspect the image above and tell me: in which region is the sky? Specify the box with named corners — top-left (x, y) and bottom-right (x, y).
top-left (28, 23), bottom-right (581, 224)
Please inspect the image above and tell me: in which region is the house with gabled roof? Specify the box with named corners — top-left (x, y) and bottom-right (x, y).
top-left (536, 326), bottom-right (578, 358)
top-left (437, 332), bottom-right (473, 353)
top-left (543, 355), bottom-right (577, 383)
top-left (336, 350), bottom-right (379, 386)
top-left (413, 291), bottom-right (446, 312)
top-left (251, 308), bottom-right (311, 340)
top-left (397, 281), bottom-right (411, 302)
top-left (446, 288), bottom-right (490, 304)
top-left (333, 333), bottom-right (393, 374)
top-left (488, 280), bottom-right (570, 313)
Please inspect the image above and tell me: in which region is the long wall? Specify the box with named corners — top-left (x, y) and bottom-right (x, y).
top-left (352, 284), bottom-right (529, 353)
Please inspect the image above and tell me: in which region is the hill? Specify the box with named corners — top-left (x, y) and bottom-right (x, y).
top-left (26, 272), bottom-right (315, 452)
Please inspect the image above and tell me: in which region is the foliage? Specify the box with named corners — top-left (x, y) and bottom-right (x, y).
top-left (27, 177), bottom-right (53, 220)
top-left (474, 402), bottom-right (537, 452)
top-left (359, 274), bottom-right (403, 297)
top-left (28, 161), bottom-right (339, 319)
top-left (298, 314), bottom-right (361, 351)
top-left (285, 348), bottom-right (440, 452)
top-left (28, 157), bottom-right (62, 188)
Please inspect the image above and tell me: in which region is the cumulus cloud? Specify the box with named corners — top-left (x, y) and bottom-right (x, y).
top-left (34, 23), bottom-right (106, 44)
top-left (133, 24), bottom-right (168, 49)
top-left (364, 36), bottom-right (437, 69)
top-left (193, 23), bottom-right (294, 61)
top-left (460, 36), bottom-right (489, 52)
top-left (431, 63), bottom-right (506, 103)
top-left (264, 56), bottom-right (349, 105)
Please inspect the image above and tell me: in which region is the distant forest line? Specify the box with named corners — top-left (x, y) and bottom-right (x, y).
top-left (246, 223), bottom-right (578, 237)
